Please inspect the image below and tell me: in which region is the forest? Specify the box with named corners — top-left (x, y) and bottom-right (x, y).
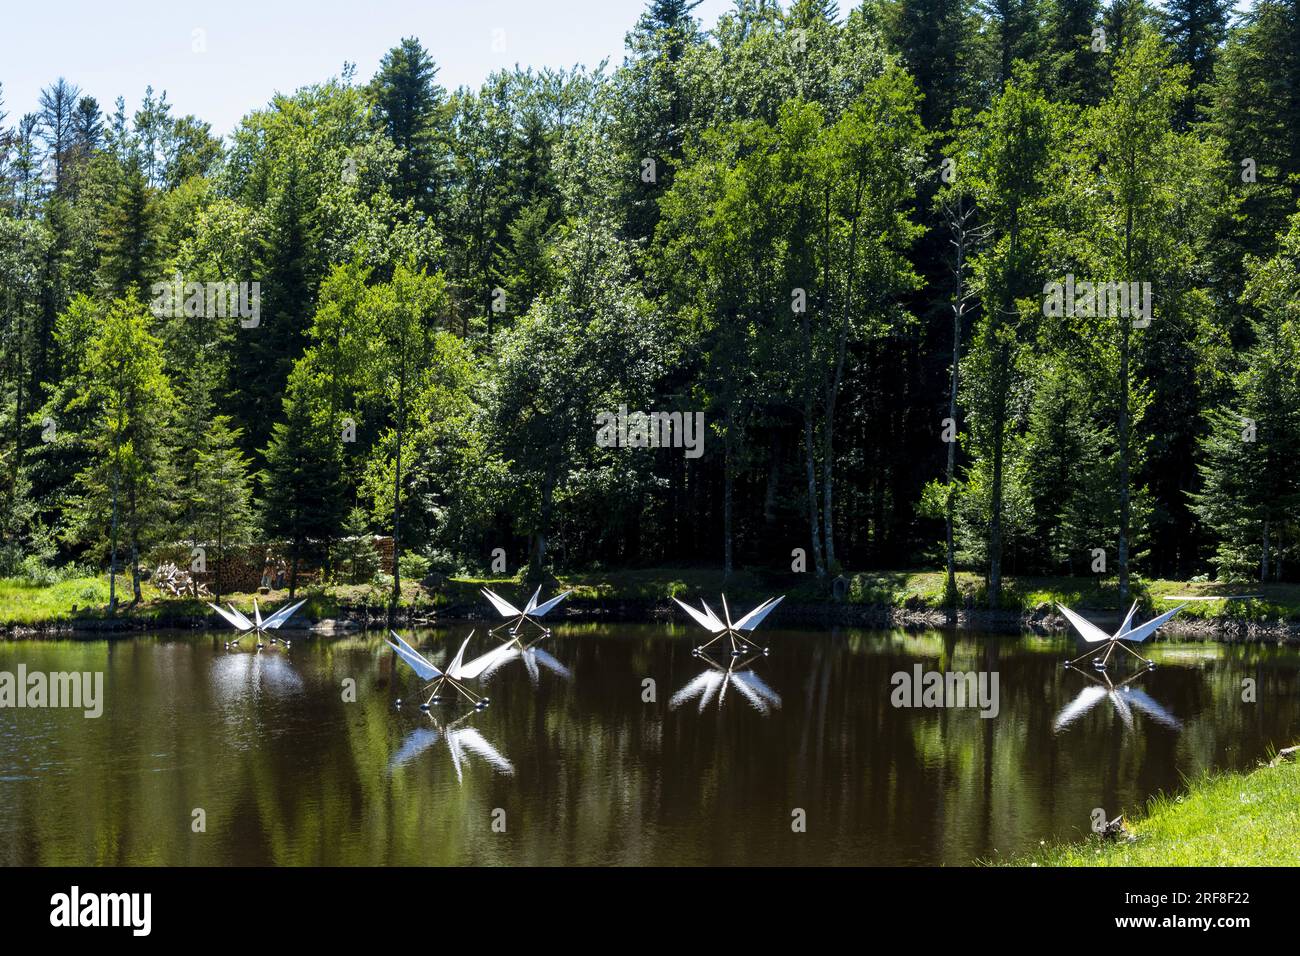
top-left (1, 0), bottom-right (1298, 614)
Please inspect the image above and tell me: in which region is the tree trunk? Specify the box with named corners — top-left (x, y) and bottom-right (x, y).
top-left (989, 413), bottom-right (1004, 608)
top-left (214, 509), bottom-right (224, 606)
top-left (109, 408), bottom-right (122, 616)
top-left (763, 432), bottom-right (781, 526)
top-left (818, 173), bottom-right (861, 579)
top-left (723, 411), bottom-right (735, 578)
top-left (130, 537), bottom-right (141, 604)
top-left (531, 468), bottom-right (556, 576)
top-left (1117, 206), bottom-right (1134, 605)
top-left (390, 410), bottom-right (403, 623)
top-left (988, 214), bottom-right (1018, 609)
top-left (821, 412), bottom-right (836, 573)
top-left (802, 401), bottom-right (825, 578)
top-left (944, 200), bottom-right (969, 606)
top-left (946, 300), bottom-right (960, 603)
top-left (1261, 517), bottom-right (1271, 583)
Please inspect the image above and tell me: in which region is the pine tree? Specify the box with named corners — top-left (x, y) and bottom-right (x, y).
top-left (1045, 0), bottom-right (1105, 104)
top-left (37, 78), bottom-right (81, 196)
top-left (884, 0), bottom-right (980, 131)
top-left (980, 0), bottom-right (1044, 85)
top-left (97, 156), bottom-right (158, 300)
top-left (65, 293), bottom-right (175, 610)
top-left (260, 366), bottom-right (346, 598)
top-left (193, 416), bottom-right (255, 604)
top-left (1206, 1), bottom-right (1300, 256)
top-left (1160, 0), bottom-right (1231, 125)
top-left (368, 37), bottom-right (448, 214)
top-left (618, 0), bottom-right (705, 244)
top-left (1193, 210), bottom-right (1300, 580)
top-left (335, 506), bottom-right (380, 583)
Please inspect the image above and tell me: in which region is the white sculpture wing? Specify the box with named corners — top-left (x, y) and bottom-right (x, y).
top-left (523, 586), bottom-right (541, 614)
top-left (1056, 604), bottom-right (1113, 644)
top-left (1115, 601), bottom-right (1139, 638)
top-left (481, 588), bottom-right (521, 618)
top-left (698, 600), bottom-right (727, 632)
top-left (225, 603), bottom-right (255, 630)
top-left (253, 599), bottom-right (263, 629)
top-left (1115, 605), bottom-right (1185, 644)
top-left (673, 597), bottom-right (725, 632)
top-left (457, 641), bottom-right (518, 680)
top-left (209, 603), bottom-right (252, 632)
top-left (262, 598), bottom-right (308, 630)
top-left (445, 634), bottom-right (474, 679)
top-left (530, 589), bottom-right (572, 618)
top-left (386, 632), bottom-right (442, 681)
top-left (733, 596), bottom-right (785, 632)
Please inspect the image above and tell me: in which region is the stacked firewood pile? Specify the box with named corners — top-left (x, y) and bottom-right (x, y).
top-left (153, 562), bottom-right (212, 599)
top-left (149, 538), bottom-right (394, 595)
top-left (372, 536), bottom-right (396, 572)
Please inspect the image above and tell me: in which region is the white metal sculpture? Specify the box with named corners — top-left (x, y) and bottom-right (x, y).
top-left (1054, 665), bottom-right (1181, 733)
top-left (670, 649), bottom-right (781, 715)
top-left (208, 597), bottom-right (308, 650)
top-left (389, 712), bottom-right (513, 781)
top-left (481, 586), bottom-right (572, 643)
top-left (386, 630), bottom-right (497, 709)
top-left (672, 594), bottom-right (784, 655)
top-left (1057, 601), bottom-right (1185, 669)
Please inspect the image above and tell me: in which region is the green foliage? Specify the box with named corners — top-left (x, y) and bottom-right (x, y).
top-left (3, 3), bottom-right (1299, 598)
top-left (63, 293), bottom-right (176, 606)
top-left (335, 507), bottom-right (381, 584)
top-left (192, 416), bottom-right (256, 600)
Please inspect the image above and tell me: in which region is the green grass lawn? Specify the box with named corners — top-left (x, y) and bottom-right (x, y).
top-left (1005, 756), bottom-right (1300, 866)
top-left (0, 575), bottom-right (118, 624)
top-left (4, 566), bottom-right (1300, 627)
top-left (0, 574), bottom-right (416, 627)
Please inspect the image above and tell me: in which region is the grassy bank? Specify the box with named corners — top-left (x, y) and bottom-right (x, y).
top-left (1004, 755), bottom-right (1300, 866)
top-left (3, 567), bottom-right (1299, 629)
top-left (434, 568), bottom-right (1300, 621)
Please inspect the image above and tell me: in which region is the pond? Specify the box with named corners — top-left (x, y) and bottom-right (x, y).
top-left (2, 623), bottom-right (1298, 865)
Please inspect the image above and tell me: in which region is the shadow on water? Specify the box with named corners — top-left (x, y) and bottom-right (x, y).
top-left (0, 623), bottom-right (1297, 865)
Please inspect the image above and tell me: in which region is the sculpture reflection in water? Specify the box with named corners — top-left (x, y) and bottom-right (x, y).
top-left (669, 649), bottom-right (782, 715)
top-left (1053, 664), bottom-right (1182, 733)
top-left (210, 649), bottom-right (304, 703)
top-left (389, 711), bottom-right (514, 782)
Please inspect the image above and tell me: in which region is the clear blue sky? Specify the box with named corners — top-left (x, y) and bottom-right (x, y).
top-left (0, 0), bottom-right (738, 138)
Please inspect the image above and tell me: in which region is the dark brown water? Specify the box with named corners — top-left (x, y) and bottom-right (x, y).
top-left (2, 624), bottom-right (1298, 865)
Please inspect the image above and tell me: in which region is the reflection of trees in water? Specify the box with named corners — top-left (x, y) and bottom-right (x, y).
top-left (5, 628), bottom-right (1300, 865)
